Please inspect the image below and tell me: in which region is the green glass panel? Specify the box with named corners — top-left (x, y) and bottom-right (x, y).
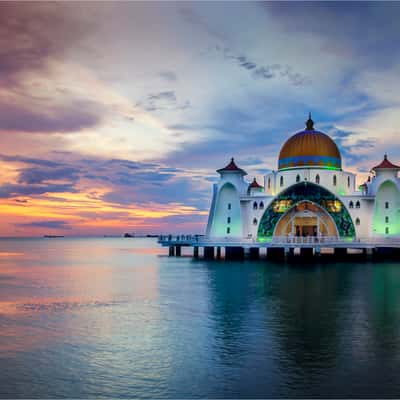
top-left (257, 182), bottom-right (355, 239)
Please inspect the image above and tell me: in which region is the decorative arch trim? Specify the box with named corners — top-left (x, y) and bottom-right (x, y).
top-left (272, 200), bottom-right (339, 237)
top-left (257, 182), bottom-right (355, 239)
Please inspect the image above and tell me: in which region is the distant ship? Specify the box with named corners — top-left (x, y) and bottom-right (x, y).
top-left (43, 235), bottom-right (64, 238)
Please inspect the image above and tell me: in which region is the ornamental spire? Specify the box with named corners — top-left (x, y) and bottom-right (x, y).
top-left (306, 112), bottom-right (314, 130)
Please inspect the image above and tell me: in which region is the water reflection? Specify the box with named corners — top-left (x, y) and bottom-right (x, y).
top-left (1, 239), bottom-right (400, 397)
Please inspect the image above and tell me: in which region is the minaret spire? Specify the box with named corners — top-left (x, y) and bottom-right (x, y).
top-left (306, 112), bottom-right (314, 130)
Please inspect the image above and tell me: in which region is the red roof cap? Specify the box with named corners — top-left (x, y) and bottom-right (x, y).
top-left (249, 177), bottom-right (263, 189)
top-left (217, 157), bottom-right (247, 175)
top-left (372, 154), bottom-right (400, 170)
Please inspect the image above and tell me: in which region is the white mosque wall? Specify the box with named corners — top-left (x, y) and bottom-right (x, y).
top-left (264, 169), bottom-right (357, 197)
top-left (343, 197), bottom-right (374, 238)
top-left (208, 181), bottom-right (242, 238)
top-left (218, 172), bottom-right (248, 195)
top-left (206, 162), bottom-right (400, 241)
top-left (365, 171), bottom-right (400, 196)
top-left (372, 180), bottom-right (400, 236)
top-left (240, 196), bottom-right (274, 239)
top-left (205, 184), bottom-right (218, 236)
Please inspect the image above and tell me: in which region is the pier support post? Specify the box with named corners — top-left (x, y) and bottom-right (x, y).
top-left (225, 246), bottom-right (245, 260)
top-left (300, 247), bottom-right (313, 259)
top-left (169, 246), bottom-right (175, 256)
top-left (267, 247), bottom-right (285, 261)
top-left (175, 245), bottom-right (181, 257)
top-left (249, 247), bottom-right (260, 260)
top-left (315, 246), bottom-right (321, 258)
top-left (204, 246), bottom-right (215, 260)
top-left (374, 247), bottom-right (400, 259)
top-left (334, 247), bottom-right (347, 259)
top-left (193, 246), bottom-right (199, 258)
top-left (286, 247), bottom-right (295, 260)
top-left (216, 246), bottom-right (222, 260)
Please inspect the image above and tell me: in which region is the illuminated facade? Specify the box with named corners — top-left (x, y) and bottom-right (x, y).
top-left (206, 115), bottom-right (400, 241)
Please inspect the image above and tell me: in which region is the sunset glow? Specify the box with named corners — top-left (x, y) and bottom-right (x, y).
top-left (1, 2), bottom-right (400, 236)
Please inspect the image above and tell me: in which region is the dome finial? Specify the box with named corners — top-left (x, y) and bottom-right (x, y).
top-left (306, 112), bottom-right (314, 130)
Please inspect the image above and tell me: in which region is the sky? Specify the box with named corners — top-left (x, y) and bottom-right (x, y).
top-left (1, 1), bottom-right (400, 236)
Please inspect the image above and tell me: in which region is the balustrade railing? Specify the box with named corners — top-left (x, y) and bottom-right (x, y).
top-left (158, 234), bottom-right (400, 246)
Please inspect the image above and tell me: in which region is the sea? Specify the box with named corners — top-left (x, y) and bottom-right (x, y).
top-left (0, 237), bottom-right (400, 398)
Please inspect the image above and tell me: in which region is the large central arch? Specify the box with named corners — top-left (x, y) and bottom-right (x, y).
top-left (273, 201), bottom-right (339, 237)
top-left (257, 182), bottom-right (355, 240)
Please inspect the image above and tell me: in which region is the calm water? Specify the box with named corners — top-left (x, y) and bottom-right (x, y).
top-left (1, 238), bottom-right (400, 398)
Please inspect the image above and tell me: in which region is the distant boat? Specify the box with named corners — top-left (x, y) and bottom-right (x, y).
top-left (43, 235), bottom-right (64, 238)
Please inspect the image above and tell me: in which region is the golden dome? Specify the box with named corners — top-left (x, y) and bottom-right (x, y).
top-left (278, 115), bottom-right (341, 170)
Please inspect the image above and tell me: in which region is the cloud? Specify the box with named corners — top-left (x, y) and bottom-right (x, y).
top-left (219, 47), bottom-right (312, 87)
top-left (17, 166), bottom-right (80, 185)
top-left (0, 154), bottom-right (64, 168)
top-left (159, 70), bottom-right (177, 81)
top-left (0, 3), bottom-right (94, 83)
top-left (0, 100), bottom-right (103, 134)
top-left (15, 220), bottom-right (71, 230)
top-left (136, 91), bottom-right (191, 112)
top-left (0, 183), bottom-right (76, 198)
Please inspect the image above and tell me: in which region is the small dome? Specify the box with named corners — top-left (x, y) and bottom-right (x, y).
top-left (217, 157), bottom-right (247, 175)
top-left (372, 154), bottom-right (400, 171)
top-left (249, 177), bottom-right (263, 189)
top-left (278, 114), bottom-right (341, 170)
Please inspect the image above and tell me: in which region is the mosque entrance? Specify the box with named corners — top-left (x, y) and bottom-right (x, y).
top-left (273, 201), bottom-right (339, 238)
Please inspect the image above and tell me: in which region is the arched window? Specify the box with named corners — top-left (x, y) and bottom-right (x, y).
top-left (385, 216), bottom-right (389, 223)
top-left (385, 227), bottom-right (389, 234)
top-left (268, 178), bottom-right (271, 189)
top-left (253, 218), bottom-right (258, 225)
top-left (227, 203), bottom-right (231, 210)
top-left (227, 217), bottom-right (231, 224)
top-left (355, 218), bottom-right (360, 226)
top-left (347, 176), bottom-right (351, 188)
top-left (316, 174), bottom-right (320, 184)
top-left (385, 201), bottom-right (389, 209)
top-left (280, 176), bottom-right (284, 187)
top-left (349, 201), bottom-right (354, 209)
top-left (333, 175), bottom-right (337, 186)
top-left (296, 174), bottom-right (300, 183)
top-left (227, 227), bottom-right (230, 234)
top-left (253, 201), bottom-right (258, 210)
top-left (259, 202), bottom-right (264, 210)
top-left (356, 201), bottom-right (360, 209)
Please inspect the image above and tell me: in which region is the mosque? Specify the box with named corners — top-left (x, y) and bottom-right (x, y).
top-left (206, 114), bottom-right (400, 242)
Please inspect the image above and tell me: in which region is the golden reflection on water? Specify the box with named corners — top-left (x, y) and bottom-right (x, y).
top-left (0, 239), bottom-right (161, 355)
top-left (0, 252), bottom-right (23, 257)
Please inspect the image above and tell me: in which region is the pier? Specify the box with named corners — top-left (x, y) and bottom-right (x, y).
top-left (158, 235), bottom-right (400, 261)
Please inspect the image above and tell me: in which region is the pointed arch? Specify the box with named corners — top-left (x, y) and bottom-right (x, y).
top-left (257, 182), bottom-right (355, 239)
top-left (209, 182), bottom-right (241, 237)
top-left (373, 180), bottom-right (400, 236)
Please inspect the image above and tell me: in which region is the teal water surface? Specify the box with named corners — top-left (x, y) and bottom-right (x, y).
top-left (0, 238), bottom-right (400, 398)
